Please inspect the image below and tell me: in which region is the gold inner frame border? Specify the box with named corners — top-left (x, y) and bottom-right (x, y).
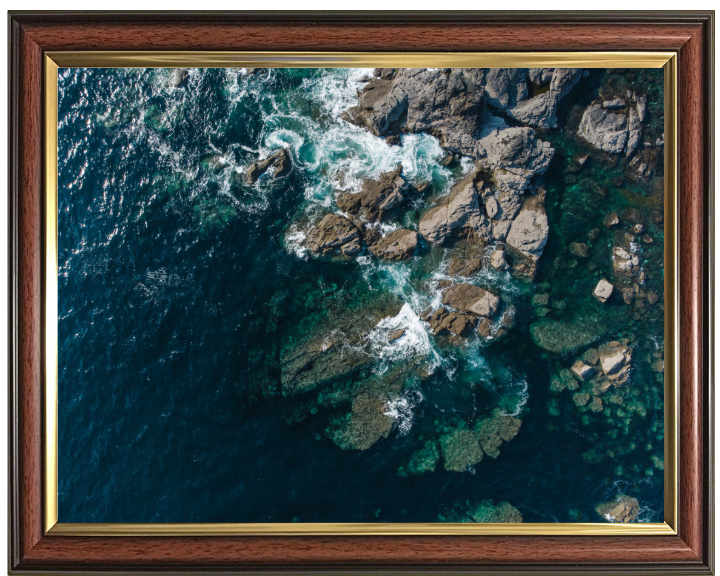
top-left (44, 51), bottom-right (678, 537)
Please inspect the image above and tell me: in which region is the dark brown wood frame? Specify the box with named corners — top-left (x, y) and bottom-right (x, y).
top-left (8, 10), bottom-right (715, 575)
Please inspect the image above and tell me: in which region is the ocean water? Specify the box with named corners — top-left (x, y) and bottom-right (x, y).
top-left (57, 67), bottom-right (665, 523)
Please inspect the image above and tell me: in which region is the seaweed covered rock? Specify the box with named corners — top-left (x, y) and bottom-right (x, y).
top-left (530, 315), bottom-right (608, 354)
top-left (398, 440), bottom-right (440, 476)
top-left (440, 500), bottom-right (523, 523)
top-left (474, 409), bottom-right (522, 458)
top-left (440, 427), bottom-right (484, 472)
top-left (336, 165), bottom-right (409, 222)
top-left (326, 392), bottom-right (394, 451)
top-left (281, 293), bottom-right (403, 395)
top-left (595, 495), bottom-right (640, 523)
top-left (245, 148), bottom-right (292, 184)
top-left (368, 229), bottom-right (418, 261)
top-left (305, 214), bottom-right (362, 256)
top-left (442, 283), bottom-right (500, 318)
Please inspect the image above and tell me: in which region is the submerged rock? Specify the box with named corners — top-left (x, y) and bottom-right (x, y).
top-left (245, 148), bottom-right (292, 184)
top-left (400, 440), bottom-right (440, 476)
top-left (368, 229), bottom-right (418, 261)
top-left (530, 315), bottom-right (607, 354)
top-left (442, 283), bottom-right (500, 318)
top-left (474, 409), bottom-right (522, 458)
top-left (326, 392), bottom-right (394, 451)
top-left (305, 214), bottom-right (362, 256)
top-left (440, 500), bottom-right (523, 523)
top-left (440, 428), bottom-right (484, 472)
top-left (596, 495), bottom-right (640, 523)
top-left (336, 165), bottom-right (409, 222)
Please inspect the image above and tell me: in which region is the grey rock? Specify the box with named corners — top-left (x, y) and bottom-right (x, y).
top-left (505, 190), bottom-right (549, 261)
top-left (507, 68), bottom-right (582, 129)
top-left (596, 495), bottom-right (640, 523)
top-left (578, 104), bottom-right (628, 154)
top-left (442, 283), bottom-right (500, 318)
top-left (305, 214), bottom-right (362, 256)
top-left (490, 248), bottom-right (509, 270)
top-left (245, 148), bottom-right (292, 184)
top-left (528, 68), bottom-right (554, 85)
top-left (368, 229), bottom-right (418, 261)
top-left (598, 341), bottom-right (632, 384)
top-left (484, 68), bottom-right (528, 111)
top-left (475, 127), bottom-right (554, 194)
top-left (343, 68), bottom-right (488, 156)
top-left (336, 165), bottom-right (408, 222)
top-left (594, 278), bottom-right (614, 303)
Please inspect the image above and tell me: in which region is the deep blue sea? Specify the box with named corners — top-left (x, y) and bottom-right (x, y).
top-left (57, 67), bottom-right (665, 523)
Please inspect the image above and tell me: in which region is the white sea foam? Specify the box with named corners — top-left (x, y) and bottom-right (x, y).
top-left (383, 388), bottom-right (424, 436)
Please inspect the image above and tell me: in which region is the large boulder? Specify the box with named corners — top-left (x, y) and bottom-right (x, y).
top-left (484, 68), bottom-right (529, 111)
top-left (442, 283), bottom-right (500, 318)
top-left (343, 68), bottom-right (488, 156)
top-left (368, 229), bottom-right (418, 261)
top-left (505, 190), bottom-right (549, 261)
top-left (305, 214), bottom-right (362, 256)
top-left (597, 341), bottom-right (632, 384)
top-left (596, 495), bottom-right (640, 523)
top-left (475, 127), bottom-right (554, 194)
top-left (245, 148), bottom-right (292, 184)
top-left (507, 68), bottom-right (583, 129)
top-left (336, 165), bottom-right (409, 222)
top-left (426, 307), bottom-right (477, 337)
top-left (578, 94), bottom-right (646, 156)
top-left (418, 170), bottom-right (491, 245)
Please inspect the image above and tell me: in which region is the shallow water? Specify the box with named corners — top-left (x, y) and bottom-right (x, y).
top-left (58, 67), bottom-right (665, 523)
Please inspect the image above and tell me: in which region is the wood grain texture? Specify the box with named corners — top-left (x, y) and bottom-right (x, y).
top-left (8, 11), bottom-right (714, 575)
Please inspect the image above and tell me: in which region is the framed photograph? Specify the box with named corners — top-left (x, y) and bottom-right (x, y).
top-left (8, 11), bottom-right (714, 575)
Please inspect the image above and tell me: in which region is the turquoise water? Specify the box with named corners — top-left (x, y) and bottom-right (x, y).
top-left (57, 67), bottom-right (665, 523)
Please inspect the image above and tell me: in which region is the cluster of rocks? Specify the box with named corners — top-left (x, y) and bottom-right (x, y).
top-left (422, 282), bottom-right (504, 341)
top-left (399, 409), bottom-right (521, 474)
top-left (548, 340), bottom-right (633, 416)
top-left (343, 67), bottom-right (582, 154)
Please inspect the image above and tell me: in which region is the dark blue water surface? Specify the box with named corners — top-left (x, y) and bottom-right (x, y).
top-left (58, 67), bottom-right (665, 523)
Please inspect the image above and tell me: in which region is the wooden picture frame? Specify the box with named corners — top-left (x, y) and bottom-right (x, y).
top-left (8, 10), bottom-right (714, 574)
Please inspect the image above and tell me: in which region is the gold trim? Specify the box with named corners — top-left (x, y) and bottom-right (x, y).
top-left (45, 51), bottom-right (675, 70)
top-left (44, 51), bottom-right (678, 537)
top-left (663, 53), bottom-right (678, 532)
top-left (47, 521), bottom-right (677, 537)
top-left (44, 55), bottom-right (59, 533)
